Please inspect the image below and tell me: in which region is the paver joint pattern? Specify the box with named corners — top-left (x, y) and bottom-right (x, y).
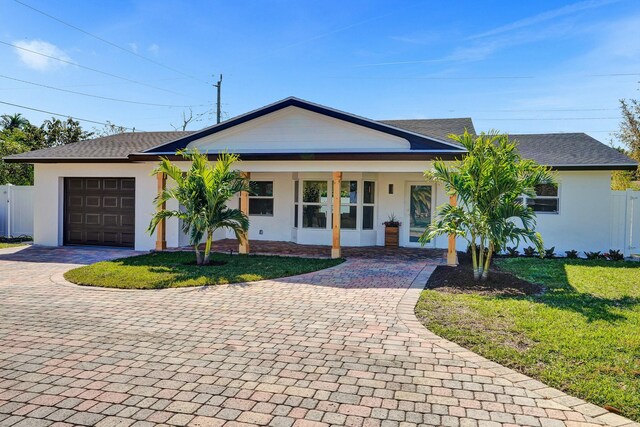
top-left (0, 245), bottom-right (636, 427)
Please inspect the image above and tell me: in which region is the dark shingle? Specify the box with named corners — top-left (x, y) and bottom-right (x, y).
top-left (379, 118), bottom-right (474, 144)
top-left (509, 133), bottom-right (635, 167)
top-left (4, 131), bottom-right (191, 160)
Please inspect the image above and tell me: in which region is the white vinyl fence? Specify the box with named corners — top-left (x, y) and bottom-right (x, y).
top-left (611, 190), bottom-right (640, 257)
top-left (0, 185), bottom-right (34, 237)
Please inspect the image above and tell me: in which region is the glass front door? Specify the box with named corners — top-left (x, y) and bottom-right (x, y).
top-left (408, 184), bottom-right (432, 244)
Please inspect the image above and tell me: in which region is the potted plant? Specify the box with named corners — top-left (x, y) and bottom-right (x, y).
top-left (383, 214), bottom-right (401, 247)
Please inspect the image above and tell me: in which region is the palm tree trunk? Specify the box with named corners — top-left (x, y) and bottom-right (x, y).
top-left (481, 243), bottom-right (494, 281)
top-left (470, 236), bottom-right (481, 281)
top-left (477, 239), bottom-right (485, 281)
top-left (202, 231), bottom-right (213, 265)
top-left (194, 244), bottom-right (203, 265)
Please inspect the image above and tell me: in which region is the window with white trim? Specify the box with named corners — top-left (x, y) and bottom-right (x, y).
top-left (248, 181), bottom-right (274, 216)
top-left (362, 181), bottom-right (375, 229)
top-left (523, 183), bottom-right (559, 213)
top-left (339, 181), bottom-right (358, 229)
top-left (302, 180), bottom-right (329, 228)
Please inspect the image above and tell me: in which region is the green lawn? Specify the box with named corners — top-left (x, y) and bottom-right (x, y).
top-left (64, 251), bottom-right (343, 289)
top-left (416, 258), bottom-right (640, 422)
top-left (0, 242), bottom-right (27, 249)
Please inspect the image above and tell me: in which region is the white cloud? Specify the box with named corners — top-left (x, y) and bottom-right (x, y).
top-left (13, 39), bottom-right (71, 71)
top-left (148, 43), bottom-right (160, 55)
top-left (128, 42), bottom-right (138, 53)
top-left (468, 0), bottom-right (619, 39)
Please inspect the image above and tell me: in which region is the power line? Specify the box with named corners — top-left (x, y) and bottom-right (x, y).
top-left (328, 72), bottom-right (640, 80)
top-left (0, 74), bottom-right (209, 108)
top-left (0, 100), bottom-right (137, 130)
top-left (1, 40), bottom-right (194, 98)
top-left (13, 0), bottom-right (209, 85)
top-left (475, 117), bottom-right (619, 121)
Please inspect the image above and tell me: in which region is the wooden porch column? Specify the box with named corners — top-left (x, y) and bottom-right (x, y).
top-left (332, 172), bottom-right (342, 259)
top-left (239, 172), bottom-right (250, 254)
top-left (447, 193), bottom-right (458, 266)
top-left (155, 173), bottom-right (167, 251)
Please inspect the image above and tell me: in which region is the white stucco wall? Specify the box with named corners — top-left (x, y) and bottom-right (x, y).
top-left (33, 162), bottom-right (616, 254)
top-left (527, 170), bottom-right (614, 254)
top-left (33, 162), bottom-right (164, 252)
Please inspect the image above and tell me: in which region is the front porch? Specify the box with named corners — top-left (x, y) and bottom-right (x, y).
top-left (156, 168), bottom-right (459, 265)
top-left (203, 238), bottom-right (447, 261)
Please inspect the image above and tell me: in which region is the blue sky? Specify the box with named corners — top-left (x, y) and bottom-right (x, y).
top-left (0, 0), bottom-right (639, 144)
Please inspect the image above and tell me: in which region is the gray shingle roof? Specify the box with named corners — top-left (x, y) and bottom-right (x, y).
top-left (4, 131), bottom-right (191, 160)
top-left (509, 133), bottom-right (635, 167)
top-left (379, 118), bottom-right (474, 145)
top-left (3, 116), bottom-right (636, 169)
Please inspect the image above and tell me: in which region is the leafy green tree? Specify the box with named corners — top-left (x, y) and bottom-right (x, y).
top-left (148, 150), bottom-right (250, 265)
top-left (41, 117), bottom-right (93, 148)
top-left (611, 99), bottom-right (640, 190)
top-left (421, 131), bottom-right (556, 281)
top-left (0, 115), bottom-right (93, 185)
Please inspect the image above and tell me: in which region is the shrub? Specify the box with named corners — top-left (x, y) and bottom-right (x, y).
top-left (544, 247), bottom-right (556, 259)
top-left (506, 247), bottom-right (520, 257)
top-left (523, 246), bottom-right (538, 257)
top-left (605, 249), bottom-right (625, 261)
top-left (585, 251), bottom-right (604, 260)
top-left (564, 250), bottom-right (579, 259)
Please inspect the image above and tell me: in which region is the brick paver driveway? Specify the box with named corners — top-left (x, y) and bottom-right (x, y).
top-left (0, 246), bottom-right (635, 427)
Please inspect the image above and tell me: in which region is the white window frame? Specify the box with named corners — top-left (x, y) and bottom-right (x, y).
top-left (522, 184), bottom-right (560, 215)
top-left (301, 180), bottom-right (330, 229)
top-left (248, 181), bottom-right (274, 217)
top-left (339, 180), bottom-right (358, 230)
top-left (362, 180), bottom-right (376, 230)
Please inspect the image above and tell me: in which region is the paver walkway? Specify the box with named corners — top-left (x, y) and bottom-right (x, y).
top-left (0, 246), bottom-right (636, 427)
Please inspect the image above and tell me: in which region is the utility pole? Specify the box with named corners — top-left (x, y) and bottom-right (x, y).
top-left (213, 74), bottom-right (222, 124)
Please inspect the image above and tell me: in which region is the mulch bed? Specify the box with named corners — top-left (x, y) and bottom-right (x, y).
top-left (426, 252), bottom-right (543, 296)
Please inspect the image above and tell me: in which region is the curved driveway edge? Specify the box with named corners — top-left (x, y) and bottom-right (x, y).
top-left (396, 264), bottom-right (638, 427)
top-left (0, 246), bottom-right (637, 427)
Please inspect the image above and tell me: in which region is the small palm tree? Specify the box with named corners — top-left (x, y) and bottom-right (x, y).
top-left (421, 130), bottom-right (556, 281)
top-left (148, 149), bottom-right (250, 265)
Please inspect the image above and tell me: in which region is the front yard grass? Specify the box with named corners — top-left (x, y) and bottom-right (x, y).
top-left (0, 242), bottom-right (27, 249)
top-left (416, 258), bottom-right (640, 422)
top-left (64, 251), bottom-right (343, 289)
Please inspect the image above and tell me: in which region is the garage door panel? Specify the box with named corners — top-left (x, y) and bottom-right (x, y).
top-left (121, 214), bottom-right (135, 227)
top-left (64, 177), bottom-right (135, 248)
top-left (69, 196), bottom-right (83, 208)
top-left (86, 196), bottom-right (101, 208)
top-left (85, 179), bottom-right (101, 190)
top-left (121, 197), bottom-right (135, 209)
top-left (103, 196), bottom-right (119, 208)
top-left (102, 214), bottom-right (120, 227)
top-left (121, 179), bottom-right (135, 191)
top-left (103, 179), bottom-right (119, 190)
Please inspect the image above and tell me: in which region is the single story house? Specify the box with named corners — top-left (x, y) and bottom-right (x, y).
top-left (5, 97), bottom-right (637, 260)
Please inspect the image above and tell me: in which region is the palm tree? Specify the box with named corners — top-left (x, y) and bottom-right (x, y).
top-left (421, 130), bottom-right (555, 281)
top-left (148, 149), bottom-right (250, 265)
top-left (1, 113), bottom-right (29, 131)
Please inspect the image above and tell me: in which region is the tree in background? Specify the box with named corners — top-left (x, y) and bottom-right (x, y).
top-left (611, 99), bottom-right (640, 190)
top-left (0, 115), bottom-right (93, 185)
top-left (421, 131), bottom-right (555, 282)
top-left (93, 120), bottom-right (128, 137)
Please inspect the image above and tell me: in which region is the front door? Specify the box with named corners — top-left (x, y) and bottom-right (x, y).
top-left (405, 183), bottom-right (433, 247)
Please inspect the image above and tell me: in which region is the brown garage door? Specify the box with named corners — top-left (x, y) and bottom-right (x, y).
top-left (64, 178), bottom-right (135, 247)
